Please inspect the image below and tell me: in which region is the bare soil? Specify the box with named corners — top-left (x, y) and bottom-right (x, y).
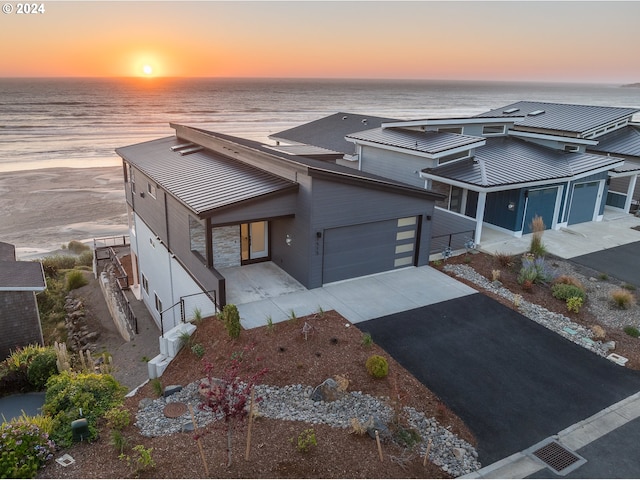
top-left (38, 310), bottom-right (474, 479)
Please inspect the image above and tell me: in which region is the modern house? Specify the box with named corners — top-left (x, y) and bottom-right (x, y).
top-left (116, 124), bottom-right (443, 331)
top-left (273, 101), bottom-right (640, 250)
top-left (0, 242), bottom-right (46, 360)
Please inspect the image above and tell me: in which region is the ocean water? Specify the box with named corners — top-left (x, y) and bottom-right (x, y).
top-left (1, 77), bottom-right (639, 172)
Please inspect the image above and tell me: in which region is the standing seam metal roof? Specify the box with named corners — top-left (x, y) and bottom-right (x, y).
top-left (590, 126), bottom-right (640, 157)
top-left (0, 261), bottom-right (46, 290)
top-left (116, 137), bottom-right (298, 216)
top-left (424, 137), bottom-right (623, 188)
top-left (346, 127), bottom-right (484, 155)
top-left (477, 101), bottom-right (639, 135)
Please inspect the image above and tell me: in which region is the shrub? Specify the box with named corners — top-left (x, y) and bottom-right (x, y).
top-left (191, 307), bottom-right (203, 323)
top-left (529, 215), bottom-right (547, 257)
top-left (150, 378), bottom-right (163, 397)
top-left (110, 429), bottom-right (129, 455)
top-left (552, 283), bottom-right (586, 301)
top-left (611, 289), bottom-right (636, 310)
top-left (566, 296), bottom-right (583, 313)
top-left (191, 343), bottom-right (205, 359)
top-left (361, 332), bottom-right (373, 348)
top-left (365, 355), bottom-right (389, 379)
top-left (104, 407), bottom-right (131, 431)
top-left (494, 251), bottom-right (514, 268)
top-left (40, 255), bottom-right (77, 277)
top-left (518, 254), bottom-right (554, 285)
top-left (66, 270), bottom-right (88, 291)
top-left (0, 420), bottom-right (56, 478)
top-left (291, 428), bottom-right (317, 453)
top-left (219, 304), bottom-right (241, 339)
top-left (624, 326), bottom-right (640, 338)
top-left (623, 283), bottom-right (637, 291)
top-left (43, 371), bottom-right (127, 447)
top-left (591, 325), bottom-right (606, 340)
top-left (76, 250), bottom-right (94, 267)
top-left (67, 240), bottom-right (90, 254)
top-left (27, 348), bottom-right (58, 390)
top-left (554, 275), bottom-right (584, 290)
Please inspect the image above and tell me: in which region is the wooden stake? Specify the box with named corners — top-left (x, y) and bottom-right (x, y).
top-left (375, 430), bottom-right (383, 462)
top-left (423, 438), bottom-right (432, 467)
top-left (245, 387), bottom-right (255, 461)
top-left (189, 404), bottom-right (209, 477)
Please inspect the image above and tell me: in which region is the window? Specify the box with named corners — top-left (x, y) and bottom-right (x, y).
top-left (147, 182), bottom-right (157, 199)
top-left (482, 125), bottom-right (505, 135)
top-left (564, 145), bottom-right (580, 152)
top-left (438, 127), bottom-right (463, 134)
top-left (449, 186), bottom-right (464, 213)
top-left (154, 293), bottom-right (163, 313)
top-left (503, 108), bottom-right (519, 114)
top-left (129, 165), bottom-right (136, 193)
top-left (189, 216), bottom-right (207, 258)
top-left (141, 273), bottom-right (149, 294)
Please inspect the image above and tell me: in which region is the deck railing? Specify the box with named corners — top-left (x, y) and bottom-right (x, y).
top-left (430, 229), bottom-right (476, 255)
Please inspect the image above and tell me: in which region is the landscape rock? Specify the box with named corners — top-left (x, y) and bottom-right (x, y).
top-left (164, 385), bottom-right (183, 397)
top-left (310, 377), bottom-right (344, 402)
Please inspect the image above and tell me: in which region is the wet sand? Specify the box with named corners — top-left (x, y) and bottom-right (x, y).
top-left (0, 166), bottom-right (129, 260)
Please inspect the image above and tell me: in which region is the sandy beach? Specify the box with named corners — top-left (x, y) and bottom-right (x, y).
top-left (0, 166), bottom-right (129, 260)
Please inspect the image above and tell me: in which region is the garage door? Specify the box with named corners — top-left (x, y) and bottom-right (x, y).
top-left (322, 217), bottom-right (418, 284)
top-left (523, 187), bottom-right (558, 234)
top-left (568, 181), bottom-right (600, 225)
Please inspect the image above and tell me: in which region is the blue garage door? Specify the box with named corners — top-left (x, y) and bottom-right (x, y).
top-left (523, 187), bottom-right (558, 234)
top-left (568, 181), bottom-right (600, 225)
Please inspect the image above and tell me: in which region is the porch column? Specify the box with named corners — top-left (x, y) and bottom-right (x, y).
top-left (474, 191), bottom-right (486, 246)
top-left (624, 174), bottom-right (638, 213)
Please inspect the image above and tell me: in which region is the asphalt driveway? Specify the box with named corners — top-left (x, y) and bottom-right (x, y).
top-left (359, 293), bottom-right (640, 465)
top-left (569, 240), bottom-right (640, 286)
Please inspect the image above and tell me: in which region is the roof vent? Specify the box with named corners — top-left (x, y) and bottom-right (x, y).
top-left (503, 108), bottom-right (520, 114)
top-left (528, 110), bottom-right (545, 116)
top-left (171, 142), bottom-right (195, 151)
top-left (362, 119), bottom-right (368, 124)
top-left (342, 116), bottom-right (348, 120)
top-left (178, 146), bottom-right (204, 156)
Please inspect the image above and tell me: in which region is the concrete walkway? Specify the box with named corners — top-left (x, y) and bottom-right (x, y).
top-left (465, 391), bottom-right (640, 478)
top-left (479, 210), bottom-right (640, 259)
top-left (223, 263), bottom-right (476, 329)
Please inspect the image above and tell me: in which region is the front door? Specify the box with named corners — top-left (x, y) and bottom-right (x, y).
top-left (241, 221), bottom-right (269, 263)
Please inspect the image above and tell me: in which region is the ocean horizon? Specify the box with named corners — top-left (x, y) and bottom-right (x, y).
top-left (2, 77), bottom-right (639, 172)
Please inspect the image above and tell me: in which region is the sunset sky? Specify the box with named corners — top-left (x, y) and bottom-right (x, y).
top-left (1, 1), bottom-right (638, 83)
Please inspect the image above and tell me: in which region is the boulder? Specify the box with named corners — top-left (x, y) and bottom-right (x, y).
top-left (366, 416), bottom-right (391, 440)
top-left (310, 378), bottom-right (344, 402)
top-left (163, 385), bottom-right (183, 397)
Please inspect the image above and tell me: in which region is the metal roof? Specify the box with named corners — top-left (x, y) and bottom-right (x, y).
top-left (0, 242), bottom-right (15, 261)
top-left (269, 112), bottom-right (398, 154)
top-left (346, 128), bottom-right (485, 156)
top-left (0, 260), bottom-right (46, 291)
top-left (116, 137), bottom-right (298, 216)
top-left (590, 126), bottom-right (640, 158)
top-left (477, 101), bottom-right (639, 135)
top-left (424, 137), bottom-right (623, 188)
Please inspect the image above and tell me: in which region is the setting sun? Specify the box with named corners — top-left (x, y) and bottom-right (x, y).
top-left (142, 65), bottom-right (153, 76)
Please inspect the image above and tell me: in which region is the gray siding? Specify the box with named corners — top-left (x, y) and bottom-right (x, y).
top-left (130, 167), bottom-right (168, 241)
top-left (209, 191), bottom-right (297, 226)
top-left (360, 145), bottom-right (435, 188)
top-left (0, 291), bottom-right (43, 360)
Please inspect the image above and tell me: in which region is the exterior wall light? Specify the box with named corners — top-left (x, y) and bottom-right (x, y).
top-left (508, 201), bottom-right (516, 211)
top-left (285, 234), bottom-right (293, 246)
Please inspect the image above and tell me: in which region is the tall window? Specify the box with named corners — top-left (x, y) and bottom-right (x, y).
top-left (449, 186), bottom-right (464, 213)
top-left (189, 216), bottom-right (207, 258)
top-left (154, 293), bottom-right (163, 313)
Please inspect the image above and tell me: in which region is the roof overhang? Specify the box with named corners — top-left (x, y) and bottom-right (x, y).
top-left (345, 136), bottom-right (486, 160)
top-left (382, 116), bottom-right (525, 129)
top-left (508, 129), bottom-right (599, 146)
top-left (0, 261), bottom-right (46, 292)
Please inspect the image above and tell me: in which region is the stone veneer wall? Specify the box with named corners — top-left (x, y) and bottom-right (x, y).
top-left (212, 225), bottom-right (241, 268)
top-left (0, 291), bottom-right (44, 360)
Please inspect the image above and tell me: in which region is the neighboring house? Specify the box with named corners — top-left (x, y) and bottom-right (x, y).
top-left (0, 242), bottom-right (46, 360)
top-left (273, 101), bottom-right (640, 250)
top-left (116, 124), bottom-right (443, 331)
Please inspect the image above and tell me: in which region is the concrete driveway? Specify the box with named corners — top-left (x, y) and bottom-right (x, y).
top-left (570, 241), bottom-right (640, 286)
top-left (358, 293), bottom-right (640, 466)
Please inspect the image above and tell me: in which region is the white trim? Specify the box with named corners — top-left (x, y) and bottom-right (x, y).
top-left (349, 137), bottom-right (485, 160)
top-left (508, 129), bottom-right (599, 146)
top-left (566, 180), bottom-right (604, 225)
top-left (624, 175), bottom-right (638, 213)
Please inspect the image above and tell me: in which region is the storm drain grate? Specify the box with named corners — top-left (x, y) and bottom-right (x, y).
top-left (529, 440), bottom-right (586, 475)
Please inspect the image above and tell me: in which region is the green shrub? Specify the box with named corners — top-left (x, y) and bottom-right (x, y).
top-left (552, 283), bottom-right (586, 301)
top-left (6, 344), bottom-right (46, 371)
top-left (40, 255), bottom-right (77, 277)
top-left (43, 371), bottom-right (127, 447)
top-left (365, 355), bottom-right (389, 379)
top-left (219, 304), bottom-right (241, 339)
top-left (67, 240), bottom-right (90, 254)
top-left (290, 428), bottom-right (317, 453)
top-left (611, 289), bottom-right (636, 310)
top-left (566, 296), bottom-right (583, 314)
top-left (104, 407), bottom-right (131, 431)
top-left (361, 332), bottom-right (373, 348)
top-left (624, 326), bottom-right (640, 338)
top-left (529, 215), bottom-right (547, 257)
top-left (110, 429), bottom-right (129, 455)
top-left (150, 378), bottom-right (163, 397)
top-left (623, 283), bottom-right (637, 291)
top-left (191, 343), bottom-right (205, 358)
top-left (66, 270), bottom-right (88, 291)
top-left (517, 254), bottom-right (554, 286)
top-left (0, 420), bottom-right (56, 478)
top-left (76, 250), bottom-right (94, 267)
top-left (27, 349), bottom-right (58, 390)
